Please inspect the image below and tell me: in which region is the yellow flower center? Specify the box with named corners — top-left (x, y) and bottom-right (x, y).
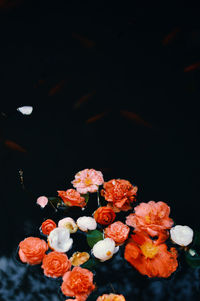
top-left (106, 250), bottom-right (112, 256)
top-left (140, 241), bottom-right (158, 258)
top-left (145, 215), bottom-right (151, 223)
top-left (84, 177), bottom-right (92, 186)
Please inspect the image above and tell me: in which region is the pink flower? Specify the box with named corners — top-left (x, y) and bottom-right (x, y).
top-left (72, 169), bottom-right (104, 194)
top-left (36, 196), bottom-right (48, 208)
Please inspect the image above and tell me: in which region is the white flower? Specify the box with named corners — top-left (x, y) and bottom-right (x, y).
top-left (92, 238), bottom-right (115, 261)
top-left (76, 216), bottom-right (97, 232)
top-left (58, 217), bottom-right (78, 233)
top-left (17, 106), bottom-right (33, 115)
top-left (170, 225), bottom-right (193, 246)
top-left (48, 227), bottom-right (73, 252)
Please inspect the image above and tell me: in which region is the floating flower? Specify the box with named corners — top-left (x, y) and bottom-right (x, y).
top-left (58, 189), bottom-right (86, 208)
top-left (72, 168), bottom-right (104, 194)
top-left (92, 238), bottom-right (116, 261)
top-left (94, 206), bottom-right (116, 225)
top-left (124, 232), bottom-right (178, 278)
top-left (42, 251), bottom-right (71, 278)
top-left (97, 293), bottom-right (126, 301)
top-left (70, 252), bottom-right (90, 266)
top-left (126, 201), bottom-right (173, 237)
top-left (101, 179), bottom-right (137, 212)
top-left (17, 106), bottom-right (33, 115)
top-left (36, 196), bottom-right (48, 208)
top-left (48, 227), bottom-right (73, 252)
top-left (61, 266), bottom-right (95, 301)
top-left (58, 217), bottom-right (78, 233)
top-left (41, 219), bottom-right (57, 235)
top-left (104, 221), bottom-right (130, 246)
top-left (170, 225), bottom-right (194, 246)
top-left (77, 216), bottom-right (97, 232)
top-left (18, 237), bottom-right (48, 265)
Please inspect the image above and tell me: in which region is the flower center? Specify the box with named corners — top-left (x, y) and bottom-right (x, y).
top-left (106, 250), bottom-right (112, 256)
top-left (145, 215), bottom-right (151, 223)
top-left (85, 177), bottom-right (92, 186)
top-left (140, 241), bottom-right (158, 258)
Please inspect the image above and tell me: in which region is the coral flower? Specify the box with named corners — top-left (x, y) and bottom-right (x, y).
top-left (72, 168), bottom-right (104, 194)
top-left (97, 293), bottom-right (126, 301)
top-left (18, 237), bottom-right (48, 265)
top-left (124, 232), bottom-right (178, 278)
top-left (61, 266), bottom-right (95, 301)
top-left (101, 179), bottom-right (137, 212)
top-left (94, 206), bottom-right (116, 225)
top-left (126, 201), bottom-right (173, 237)
top-left (104, 221), bottom-right (130, 245)
top-left (42, 251), bottom-right (71, 278)
top-left (41, 219), bottom-right (57, 235)
top-left (58, 189), bottom-right (86, 208)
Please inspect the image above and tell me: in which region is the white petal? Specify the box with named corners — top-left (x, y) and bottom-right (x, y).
top-left (48, 227), bottom-right (72, 252)
top-left (170, 225), bottom-right (193, 246)
top-left (92, 238), bottom-right (115, 261)
top-left (17, 106), bottom-right (33, 115)
top-left (77, 216), bottom-right (97, 232)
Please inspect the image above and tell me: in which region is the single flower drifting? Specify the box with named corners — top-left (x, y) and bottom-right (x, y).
top-left (61, 266), bottom-right (95, 301)
top-left (94, 206), bottom-right (116, 225)
top-left (58, 189), bottom-right (86, 208)
top-left (72, 168), bottom-right (104, 194)
top-left (101, 179), bottom-right (137, 212)
top-left (42, 251), bottom-right (71, 278)
top-left (70, 252), bottom-right (90, 266)
top-left (126, 201), bottom-right (173, 237)
top-left (77, 216), bottom-right (97, 232)
top-left (18, 237), bottom-right (48, 265)
top-left (97, 293), bottom-right (126, 301)
top-left (41, 219), bottom-right (57, 235)
top-left (92, 238), bottom-right (116, 262)
top-left (124, 232), bottom-right (178, 278)
top-left (48, 227), bottom-right (73, 253)
top-left (104, 221), bottom-right (130, 246)
top-left (58, 217), bottom-right (78, 233)
top-left (36, 196), bottom-right (48, 208)
top-left (170, 225), bottom-right (194, 246)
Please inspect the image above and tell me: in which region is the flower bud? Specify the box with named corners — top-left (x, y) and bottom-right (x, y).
top-left (170, 225), bottom-right (193, 246)
top-left (76, 216), bottom-right (97, 232)
top-left (92, 238), bottom-right (115, 261)
top-left (48, 227), bottom-right (73, 252)
top-left (58, 217), bottom-right (78, 233)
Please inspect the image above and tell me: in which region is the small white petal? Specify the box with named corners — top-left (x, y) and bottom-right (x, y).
top-left (92, 238), bottom-right (115, 261)
top-left (17, 106), bottom-right (33, 115)
top-left (114, 246), bottom-right (119, 254)
top-left (48, 227), bottom-right (73, 252)
top-left (77, 216), bottom-right (97, 232)
top-left (170, 225), bottom-right (193, 246)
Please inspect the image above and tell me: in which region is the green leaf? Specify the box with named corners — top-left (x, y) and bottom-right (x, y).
top-left (185, 249), bottom-right (200, 268)
top-left (81, 193), bottom-right (89, 204)
top-left (81, 258), bottom-right (99, 270)
top-left (86, 230), bottom-right (103, 248)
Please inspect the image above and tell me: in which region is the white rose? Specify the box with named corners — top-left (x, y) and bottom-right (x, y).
top-left (76, 216), bottom-right (97, 232)
top-left (170, 225), bottom-right (193, 246)
top-left (48, 227), bottom-right (73, 252)
top-left (58, 217), bottom-right (78, 233)
top-left (92, 238), bottom-right (116, 261)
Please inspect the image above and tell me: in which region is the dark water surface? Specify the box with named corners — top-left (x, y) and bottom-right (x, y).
top-left (0, 1), bottom-right (200, 300)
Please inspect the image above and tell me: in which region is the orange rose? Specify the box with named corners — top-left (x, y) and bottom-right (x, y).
top-left (41, 219), bottom-right (57, 235)
top-left (42, 251), bottom-right (71, 278)
top-left (94, 206), bottom-right (116, 225)
top-left (97, 293), bottom-right (126, 301)
top-left (18, 237), bottom-right (48, 265)
top-left (58, 189), bottom-right (86, 208)
top-left (104, 221), bottom-right (130, 245)
top-left (101, 179), bottom-right (137, 212)
top-left (61, 267), bottom-right (95, 301)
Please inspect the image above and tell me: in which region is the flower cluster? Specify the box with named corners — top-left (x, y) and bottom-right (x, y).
top-left (18, 168), bottom-right (197, 301)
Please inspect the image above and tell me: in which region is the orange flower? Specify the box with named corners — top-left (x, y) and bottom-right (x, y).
top-left (58, 189), bottom-right (86, 208)
top-left (94, 206), bottom-right (116, 225)
top-left (42, 251), bottom-right (71, 278)
top-left (126, 201), bottom-right (173, 237)
top-left (124, 232), bottom-right (178, 278)
top-left (104, 221), bottom-right (130, 245)
top-left (97, 293), bottom-right (126, 301)
top-left (61, 267), bottom-right (95, 301)
top-left (101, 179), bottom-right (137, 212)
top-left (18, 237), bottom-right (48, 265)
top-left (41, 219), bottom-right (57, 235)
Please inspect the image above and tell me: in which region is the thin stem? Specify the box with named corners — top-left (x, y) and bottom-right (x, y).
top-left (48, 199), bottom-right (58, 212)
top-left (97, 189), bottom-right (100, 207)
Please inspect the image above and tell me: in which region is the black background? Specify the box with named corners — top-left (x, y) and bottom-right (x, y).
top-left (0, 1), bottom-right (200, 300)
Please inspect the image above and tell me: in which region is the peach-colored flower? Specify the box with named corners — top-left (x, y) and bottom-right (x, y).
top-left (41, 219), bottom-right (57, 235)
top-left (124, 232), bottom-right (178, 278)
top-left (72, 169), bottom-right (104, 194)
top-left (58, 189), bottom-right (86, 208)
top-left (97, 293), bottom-right (126, 301)
top-left (104, 221), bottom-right (130, 245)
top-left (61, 267), bottom-right (95, 301)
top-left (70, 252), bottom-right (90, 266)
top-left (18, 237), bottom-right (48, 265)
top-left (126, 201), bottom-right (173, 237)
top-left (36, 196), bottom-right (48, 208)
top-left (101, 179), bottom-right (137, 212)
top-left (94, 206), bottom-right (116, 225)
top-left (42, 251), bottom-right (71, 278)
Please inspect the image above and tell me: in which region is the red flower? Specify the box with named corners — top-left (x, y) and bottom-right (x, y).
top-left (94, 206), bottom-right (116, 225)
top-left (101, 179), bottom-right (137, 212)
top-left (104, 221), bottom-right (130, 245)
top-left (58, 189), bottom-right (86, 208)
top-left (41, 219), bottom-right (57, 235)
top-left (42, 251), bottom-right (71, 278)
